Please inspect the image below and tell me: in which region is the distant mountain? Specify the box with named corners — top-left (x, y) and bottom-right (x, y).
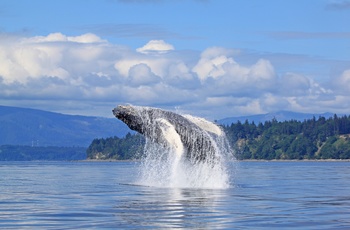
top-left (0, 105), bottom-right (131, 147)
top-left (217, 111), bottom-right (337, 126)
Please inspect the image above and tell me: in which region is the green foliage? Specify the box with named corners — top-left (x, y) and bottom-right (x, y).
top-left (86, 133), bottom-right (145, 160)
top-left (224, 115), bottom-right (350, 160)
top-left (318, 135), bottom-right (350, 159)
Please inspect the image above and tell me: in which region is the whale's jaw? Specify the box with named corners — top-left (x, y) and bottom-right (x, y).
top-left (112, 105), bottom-right (144, 134)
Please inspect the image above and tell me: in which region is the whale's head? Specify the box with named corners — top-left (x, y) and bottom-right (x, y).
top-left (113, 105), bottom-right (144, 134)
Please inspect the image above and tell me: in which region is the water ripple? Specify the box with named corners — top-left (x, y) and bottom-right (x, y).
top-left (0, 161), bottom-right (349, 229)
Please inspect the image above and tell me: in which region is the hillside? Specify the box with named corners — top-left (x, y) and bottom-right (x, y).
top-left (0, 105), bottom-right (130, 147)
top-left (0, 145), bottom-right (86, 161)
top-left (217, 111), bottom-right (335, 125)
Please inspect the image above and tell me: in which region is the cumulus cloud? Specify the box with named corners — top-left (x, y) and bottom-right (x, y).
top-left (192, 47), bottom-right (239, 81)
top-left (0, 32), bottom-right (349, 118)
top-left (332, 69), bottom-right (350, 94)
top-left (193, 53), bottom-right (235, 81)
top-left (114, 57), bottom-right (171, 78)
top-left (22, 32), bottom-right (104, 43)
top-left (136, 39), bottom-right (174, 54)
top-left (192, 47), bottom-right (276, 92)
top-left (0, 32), bottom-right (115, 85)
top-left (127, 63), bottom-right (161, 86)
top-left (279, 73), bottom-right (311, 96)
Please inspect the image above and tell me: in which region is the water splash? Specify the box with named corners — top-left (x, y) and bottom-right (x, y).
top-left (127, 106), bottom-right (233, 189)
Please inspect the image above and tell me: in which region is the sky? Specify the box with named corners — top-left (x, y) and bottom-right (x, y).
top-left (0, 0), bottom-right (349, 120)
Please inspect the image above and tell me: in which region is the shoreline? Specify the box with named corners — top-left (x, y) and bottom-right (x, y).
top-left (81, 159), bottom-right (140, 162)
top-left (237, 159), bottom-right (350, 162)
top-left (81, 158), bottom-right (350, 162)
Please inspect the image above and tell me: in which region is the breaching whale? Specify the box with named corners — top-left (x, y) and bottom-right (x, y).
top-left (112, 104), bottom-right (225, 164)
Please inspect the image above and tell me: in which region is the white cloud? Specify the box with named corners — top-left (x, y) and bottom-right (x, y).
top-left (136, 40), bottom-right (174, 54)
top-left (250, 59), bottom-right (275, 81)
top-left (22, 32), bottom-right (105, 44)
top-left (192, 47), bottom-right (241, 81)
top-left (114, 58), bottom-right (171, 78)
top-left (127, 63), bottom-right (160, 86)
top-left (192, 47), bottom-right (276, 96)
top-left (0, 33), bottom-right (113, 85)
top-left (193, 55), bottom-right (236, 81)
top-left (333, 69), bottom-right (350, 94)
top-left (279, 73), bottom-right (311, 96)
top-left (0, 32), bottom-right (349, 119)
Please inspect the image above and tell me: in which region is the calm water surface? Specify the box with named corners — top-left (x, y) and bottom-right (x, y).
top-left (0, 161), bottom-right (349, 229)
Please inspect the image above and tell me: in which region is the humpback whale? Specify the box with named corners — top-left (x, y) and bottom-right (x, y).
top-left (112, 105), bottom-right (226, 164)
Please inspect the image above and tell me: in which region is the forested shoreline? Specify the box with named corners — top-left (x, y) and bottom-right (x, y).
top-left (87, 115), bottom-right (350, 160)
top-left (225, 115), bottom-right (350, 160)
top-left (87, 133), bottom-right (145, 160)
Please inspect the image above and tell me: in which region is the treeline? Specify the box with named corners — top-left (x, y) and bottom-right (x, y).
top-left (0, 145), bottom-right (86, 161)
top-left (87, 133), bottom-right (145, 160)
top-left (225, 114), bottom-right (350, 160)
top-left (87, 114), bottom-right (350, 160)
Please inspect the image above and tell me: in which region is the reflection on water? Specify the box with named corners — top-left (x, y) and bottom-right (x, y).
top-left (115, 186), bottom-right (231, 229)
top-left (0, 161), bottom-right (350, 229)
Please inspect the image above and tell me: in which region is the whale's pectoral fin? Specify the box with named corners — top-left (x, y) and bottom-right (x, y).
top-left (155, 118), bottom-right (184, 157)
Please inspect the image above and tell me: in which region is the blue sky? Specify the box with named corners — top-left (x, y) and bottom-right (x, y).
top-left (0, 0), bottom-right (349, 119)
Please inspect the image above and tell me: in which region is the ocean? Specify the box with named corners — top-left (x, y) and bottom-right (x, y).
top-left (1, 161), bottom-right (349, 229)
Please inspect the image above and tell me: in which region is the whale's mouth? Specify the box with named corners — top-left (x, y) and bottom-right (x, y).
top-left (113, 105), bottom-right (132, 119)
top-left (113, 105), bottom-right (135, 123)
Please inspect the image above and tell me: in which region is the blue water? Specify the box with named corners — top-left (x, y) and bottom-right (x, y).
top-left (1, 161), bottom-right (349, 229)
